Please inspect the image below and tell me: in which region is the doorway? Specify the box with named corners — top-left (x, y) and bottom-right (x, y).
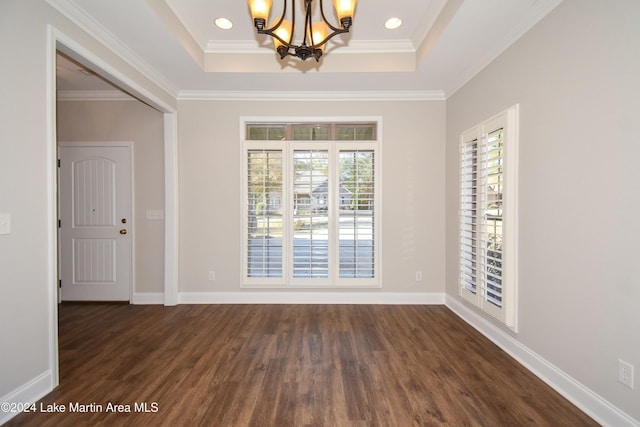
top-left (50, 36), bottom-right (179, 391)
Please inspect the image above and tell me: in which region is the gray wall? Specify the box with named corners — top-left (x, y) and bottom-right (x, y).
top-left (445, 0), bottom-right (640, 420)
top-left (177, 100), bottom-right (446, 293)
top-left (56, 100), bottom-right (165, 294)
top-left (0, 0), bottom-right (175, 403)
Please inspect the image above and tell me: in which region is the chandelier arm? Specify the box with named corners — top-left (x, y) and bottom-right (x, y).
top-left (312, 27), bottom-right (349, 48)
top-left (318, 0), bottom-right (345, 33)
top-left (258, 28), bottom-right (294, 49)
top-left (250, 0), bottom-right (354, 60)
top-left (256, 0), bottom-right (288, 37)
top-left (302, 0), bottom-right (312, 47)
top-left (289, 0), bottom-right (296, 45)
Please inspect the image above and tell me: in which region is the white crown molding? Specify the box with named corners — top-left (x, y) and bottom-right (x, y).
top-left (205, 39), bottom-right (416, 54)
top-left (445, 296), bottom-right (640, 427)
top-left (56, 90), bottom-right (135, 101)
top-left (445, 0), bottom-right (565, 98)
top-left (178, 291), bottom-right (445, 305)
top-left (178, 90), bottom-right (445, 102)
top-left (45, 0), bottom-right (179, 98)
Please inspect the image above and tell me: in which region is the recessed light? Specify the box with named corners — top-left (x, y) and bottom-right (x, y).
top-left (215, 17), bottom-right (233, 30)
top-left (384, 17), bottom-right (402, 30)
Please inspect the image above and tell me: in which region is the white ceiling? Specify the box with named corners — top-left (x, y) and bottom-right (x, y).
top-left (53, 0), bottom-right (564, 98)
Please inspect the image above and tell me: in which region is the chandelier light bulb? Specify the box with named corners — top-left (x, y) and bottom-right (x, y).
top-left (248, 0), bottom-right (357, 61)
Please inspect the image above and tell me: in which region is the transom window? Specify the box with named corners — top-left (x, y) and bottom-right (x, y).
top-left (242, 120), bottom-right (380, 288)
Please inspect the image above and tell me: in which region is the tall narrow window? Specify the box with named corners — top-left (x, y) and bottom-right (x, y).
top-left (459, 106), bottom-right (518, 329)
top-left (243, 120), bottom-right (380, 288)
top-left (293, 150), bottom-right (330, 278)
top-left (339, 150), bottom-right (375, 278)
top-left (247, 150), bottom-right (283, 278)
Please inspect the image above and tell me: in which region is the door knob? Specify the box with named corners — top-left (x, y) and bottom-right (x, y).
top-left (120, 229), bottom-right (127, 235)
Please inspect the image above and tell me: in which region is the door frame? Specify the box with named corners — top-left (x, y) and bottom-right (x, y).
top-left (57, 141), bottom-right (134, 302)
top-left (47, 27), bottom-right (179, 389)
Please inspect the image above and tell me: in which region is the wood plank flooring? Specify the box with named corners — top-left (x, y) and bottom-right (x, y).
top-left (6, 303), bottom-right (598, 426)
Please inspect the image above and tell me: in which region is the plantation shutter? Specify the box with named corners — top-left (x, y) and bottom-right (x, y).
top-left (243, 120), bottom-right (380, 288)
top-left (247, 149), bottom-right (283, 278)
top-left (481, 126), bottom-right (504, 309)
top-left (460, 129), bottom-right (480, 298)
top-left (458, 106), bottom-right (517, 329)
top-left (339, 150), bottom-right (375, 278)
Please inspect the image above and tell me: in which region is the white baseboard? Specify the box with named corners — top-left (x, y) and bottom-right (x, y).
top-left (178, 291), bottom-right (446, 305)
top-left (6, 295), bottom-right (636, 426)
top-left (131, 292), bottom-right (164, 305)
top-left (445, 296), bottom-right (639, 427)
top-left (0, 370), bottom-right (54, 425)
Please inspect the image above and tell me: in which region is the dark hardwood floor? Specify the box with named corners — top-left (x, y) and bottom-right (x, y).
top-left (6, 303), bottom-right (598, 426)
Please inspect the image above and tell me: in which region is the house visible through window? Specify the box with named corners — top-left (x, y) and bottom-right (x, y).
top-left (243, 120), bottom-right (380, 287)
top-left (459, 106), bottom-right (518, 329)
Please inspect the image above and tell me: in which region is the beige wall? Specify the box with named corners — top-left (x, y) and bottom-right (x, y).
top-left (177, 100), bottom-right (446, 293)
top-left (56, 100), bottom-right (165, 294)
top-left (445, 0), bottom-right (640, 420)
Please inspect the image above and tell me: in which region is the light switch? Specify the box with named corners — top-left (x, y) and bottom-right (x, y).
top-left (0, 213), bottom-right (11, 235)
top-left (146, 210), bottom-right (164, 220)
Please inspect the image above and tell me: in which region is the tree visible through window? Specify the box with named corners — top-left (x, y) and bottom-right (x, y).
top-left (243, 121), bottom-right (380, 287)
top-left (459, 106), bottom-right (518, 329)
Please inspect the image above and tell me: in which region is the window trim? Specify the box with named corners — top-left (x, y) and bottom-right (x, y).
top-left (459, 105), bottom-right (519, 331)
top-left (240, 116), bottom-right (383, 289)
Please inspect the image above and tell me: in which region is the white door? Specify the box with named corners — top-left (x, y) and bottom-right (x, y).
top-left (58, 143), bottom-right (132, 301)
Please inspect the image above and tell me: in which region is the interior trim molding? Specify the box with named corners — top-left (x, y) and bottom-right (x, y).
top-left (0, 371), bottom-right (53, 425)
top-left (56, 90), bottom-right (135, 101)
top-left (205, 39), bottom-right (416, 54)
top-left (178, 291), bottom-right (446, 305)
top-left (445, 296), bottom-right (639, 427)
top-left (45, 0), bottom-right (178, 98)
top-left (132, 292), bottom-right (165, 305)
top-left (57, 89), bottom-right (447, 103)
top-left (444, 0), bottom-right (565, 98)
top-left (177, 90), bottom-right (446, 102)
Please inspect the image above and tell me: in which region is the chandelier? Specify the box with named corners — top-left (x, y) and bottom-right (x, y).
top-left (248, 0), bottom-right (358, 61)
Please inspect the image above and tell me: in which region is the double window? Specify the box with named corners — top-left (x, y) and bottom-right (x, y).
top-left (242, 120), bottom-right (380, 287)
top-left (459, 106), bottom-right (518, 329)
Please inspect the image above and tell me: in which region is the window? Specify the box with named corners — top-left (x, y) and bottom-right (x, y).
top-left (243, 120), bottom-right (380, 287)
top-left (459, 105), bottom-right (518, 329)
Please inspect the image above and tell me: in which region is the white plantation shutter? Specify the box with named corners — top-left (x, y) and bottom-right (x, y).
top-left (483, 127), bottom-right (504, 309)
top-left (460, 132), bottom-right (479, 296)
top-left (339, 150), bottom-right (375, 278)
top-left (459, 106), bottom-right (518, 329)
top-left (247, 149), bottom-right (283, 278)
top-left (292, 150), bottom-right (330, 278)
top-left (243, 121), bottom-right (379, 288)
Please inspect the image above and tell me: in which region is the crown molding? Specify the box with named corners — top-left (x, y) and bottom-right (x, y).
top-left (45, 0), bottom-right (179, 98)
top-left (445, 0), bottom-right (565, 98)
top-left (205, 39), bottom-right (416, 55)
top-left (56, 90), bottom-right (135, 101)
top-left (177, 90), bottom-right (446, 102)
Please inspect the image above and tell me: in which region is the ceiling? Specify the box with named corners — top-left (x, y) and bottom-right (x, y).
top-left (53, 0), bottom-right (564, 99)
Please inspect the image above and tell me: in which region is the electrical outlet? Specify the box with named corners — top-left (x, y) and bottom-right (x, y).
top-left (415, 271), bottom-right (423, 281)
top-left (208, 271), bottom-right (216, 281)
top-left (618, 359), bottom-right (634, 389)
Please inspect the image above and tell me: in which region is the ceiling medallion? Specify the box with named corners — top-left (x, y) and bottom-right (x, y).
top-left (248, 0), bottom-right (357, 61)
